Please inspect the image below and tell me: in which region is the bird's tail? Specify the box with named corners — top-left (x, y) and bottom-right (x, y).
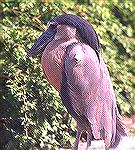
top-left (110, 116), bottom-right (128, 148)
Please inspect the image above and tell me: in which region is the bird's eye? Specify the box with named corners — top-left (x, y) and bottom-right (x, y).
top-left (50, 24), bottom-right (57, 29)
top-left (47, 22), bottom-right (57, 29)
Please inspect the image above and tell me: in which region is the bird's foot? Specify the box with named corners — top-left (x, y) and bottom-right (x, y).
top-left (72, 146), bottom-right (79, 150)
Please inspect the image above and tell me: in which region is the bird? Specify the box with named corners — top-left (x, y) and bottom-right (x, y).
top-left (26, 14), bottom-right (127, 150)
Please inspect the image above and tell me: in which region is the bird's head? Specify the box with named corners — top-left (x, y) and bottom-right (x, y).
top-left (26, 14), bottom-right (99, 57)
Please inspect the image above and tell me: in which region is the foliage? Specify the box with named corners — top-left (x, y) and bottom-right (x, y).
top-left (0, 0), bottom-right (135, 149)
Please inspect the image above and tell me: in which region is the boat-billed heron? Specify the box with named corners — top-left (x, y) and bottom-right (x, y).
top-left (26, 14), bottom-right (127, 150)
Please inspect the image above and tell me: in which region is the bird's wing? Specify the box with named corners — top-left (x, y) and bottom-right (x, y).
top-left (60, 42), bottom-right (117, 146)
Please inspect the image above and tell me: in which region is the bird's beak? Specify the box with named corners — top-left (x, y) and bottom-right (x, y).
top-left (26, 27), bottom-right (57, 57)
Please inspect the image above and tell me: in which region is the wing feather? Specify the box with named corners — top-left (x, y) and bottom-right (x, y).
top-left (60, 42), bottom-right (118, 146)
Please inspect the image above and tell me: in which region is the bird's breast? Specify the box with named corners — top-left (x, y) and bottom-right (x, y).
top-left (41, 39), bottom-right (78, 92)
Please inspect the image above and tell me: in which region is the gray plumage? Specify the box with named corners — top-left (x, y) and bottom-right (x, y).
top-left (60, 42), bottom-right (127, 149)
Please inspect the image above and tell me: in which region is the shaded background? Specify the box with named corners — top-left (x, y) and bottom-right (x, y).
top-left (0, 0), bottom-right (135, 149)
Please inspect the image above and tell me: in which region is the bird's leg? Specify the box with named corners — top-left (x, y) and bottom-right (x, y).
top-left (86, 128), bottom-right (93, 150)
top-left (105, 145), bottom-right (109, 150)
top-left (72, 129), bottom-right (82, 150)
